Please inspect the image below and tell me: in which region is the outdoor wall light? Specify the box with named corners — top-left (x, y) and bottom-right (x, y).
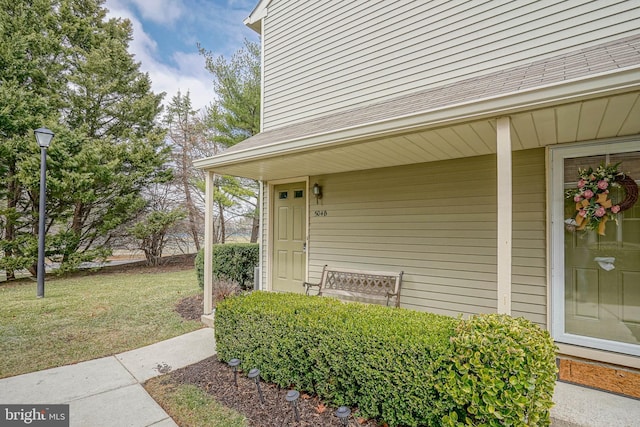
top-left (313, 183), bottom-right (322, 201)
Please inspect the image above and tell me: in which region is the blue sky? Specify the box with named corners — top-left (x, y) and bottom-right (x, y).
top-left (104, 0), bottom-right (259, 111)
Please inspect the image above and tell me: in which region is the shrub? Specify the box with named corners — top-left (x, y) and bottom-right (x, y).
top-left (195, 243), bottom-right (259, 290)
top-left (215, 292), bottom-right (557, 427)
top-left (440, 314), bottom-right (557, 426)
top-left (195, 250), bottom-right (204, 286)
top-left (212, 278), bottom-right (241, 303)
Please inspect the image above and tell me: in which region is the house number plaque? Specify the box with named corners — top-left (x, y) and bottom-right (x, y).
top-left (314, 210), bottom-right (328, 217)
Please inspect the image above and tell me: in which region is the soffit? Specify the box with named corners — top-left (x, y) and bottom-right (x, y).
top-left (204, 90), bottom-right (640, 181)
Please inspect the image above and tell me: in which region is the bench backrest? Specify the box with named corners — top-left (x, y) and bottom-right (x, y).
top-left (317, 265), bottom-right (403, 307)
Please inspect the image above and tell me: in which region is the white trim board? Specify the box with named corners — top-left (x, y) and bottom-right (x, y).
top-left (549, 138), bottom-right (640, 356)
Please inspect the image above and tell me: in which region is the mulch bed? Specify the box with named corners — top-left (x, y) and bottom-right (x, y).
top-left (174, 293), bottom-right (204, 321)
top-left (172, 295), bottom-right (381, 426)
top-left (156, 355), bottom-right (380, 426)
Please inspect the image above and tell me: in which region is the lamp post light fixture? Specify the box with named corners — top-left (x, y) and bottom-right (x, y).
top-left (34, 127), bottom-right (54, 298)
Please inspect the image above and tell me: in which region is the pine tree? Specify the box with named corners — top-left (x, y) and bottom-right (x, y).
top-left (0, 0), bottom-right (169, 275)
top-left (0, 0), bottom-right (66, 277)
top-left (200, 40), bottom-right (261, 242)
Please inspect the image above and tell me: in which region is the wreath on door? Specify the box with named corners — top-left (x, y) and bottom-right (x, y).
top-left (565, 163), bottom-right (638, 235)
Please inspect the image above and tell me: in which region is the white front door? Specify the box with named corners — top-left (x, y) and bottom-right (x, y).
top-left (551, 141), bottom-right (640, 356)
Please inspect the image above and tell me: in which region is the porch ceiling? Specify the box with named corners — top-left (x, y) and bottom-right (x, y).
top-left (199, 90), bottom-right (640, 181)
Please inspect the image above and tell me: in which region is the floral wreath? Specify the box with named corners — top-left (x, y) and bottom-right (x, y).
top-left (565, 163), bottom-right (638, 235)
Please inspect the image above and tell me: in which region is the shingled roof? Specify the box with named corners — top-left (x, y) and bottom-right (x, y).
top-left (224, 34), bottom-right (640, 155)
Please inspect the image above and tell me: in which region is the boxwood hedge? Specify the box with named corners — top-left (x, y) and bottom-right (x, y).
top-left (215, 292), bottom-right (557, 426)
top-left (195, 243), bottom-right (259, 290)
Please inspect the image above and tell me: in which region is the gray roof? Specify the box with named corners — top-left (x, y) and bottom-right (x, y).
top-left (226, 34), bottom-right (640, 154)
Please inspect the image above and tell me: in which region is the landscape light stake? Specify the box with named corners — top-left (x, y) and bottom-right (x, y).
top-left (228, 358), bottom-right (241, 387)
top-left (248, 368), bottom-right (264, 404)
top-left (285, 390), bottom-right (300, 422)
top-left (335, 406), bottom-right (351, 426)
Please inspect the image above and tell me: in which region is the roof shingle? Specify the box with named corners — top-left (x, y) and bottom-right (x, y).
top-left (225, 34), bottom-right (640, 154)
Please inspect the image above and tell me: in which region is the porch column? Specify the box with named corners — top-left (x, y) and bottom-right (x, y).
top-left (203, 170), bottom-right (215, 315)
top-left (257, 180), bottom-right (264, 290)
top-left (496, 117), bottom-right (512, 315)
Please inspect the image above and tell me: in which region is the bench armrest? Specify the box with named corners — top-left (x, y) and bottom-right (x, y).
top-left (385, 291), bottom-right (398, 307)
top-left (303, 281), bottom-right (321, 296)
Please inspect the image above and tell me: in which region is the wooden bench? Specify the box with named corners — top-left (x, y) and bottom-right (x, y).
top-left (303, 265), bottom-right (403, 307)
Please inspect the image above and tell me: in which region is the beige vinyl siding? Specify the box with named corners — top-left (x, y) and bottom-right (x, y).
top-left (512, 148), bottom-right (547, 326)
top-left (261, 0), bottom-right (640, 129)
top-left (304, 148), bottom-right (547, 325)
top-left (308, 155), bottom-right (499, 318)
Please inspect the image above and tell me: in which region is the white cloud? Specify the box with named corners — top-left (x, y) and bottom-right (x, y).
top-left (130, 0), bottom-right (185, 25)
top-left (172, 51), bottom-right (208, 77)
top-left (150, 54), bottom-right (216, 110)
top-left (104, 0), bottom-right (216, 111)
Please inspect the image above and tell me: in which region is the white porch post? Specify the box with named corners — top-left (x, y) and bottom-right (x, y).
top-left (257, 180), bottom-right (264, 290)
top-left (496, 117), bottom-right (512, 315)
top-left (203, 170), bottom-right (215, 315)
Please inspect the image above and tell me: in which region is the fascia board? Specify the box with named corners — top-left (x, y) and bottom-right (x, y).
top-left (194, 66), bottom-right (640, 170)
top-left (244, 0), bottom-right (270, 33)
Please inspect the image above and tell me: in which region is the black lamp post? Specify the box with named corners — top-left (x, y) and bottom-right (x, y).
top-left (34, 127), bottom-right (54, 298)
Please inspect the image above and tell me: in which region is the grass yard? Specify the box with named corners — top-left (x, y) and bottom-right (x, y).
top-left (145, 378), bottom-right (247, 427)
top-left (0, 268), bottom-right (203, 378)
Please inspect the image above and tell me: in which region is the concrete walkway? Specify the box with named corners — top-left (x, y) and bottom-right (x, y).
top-left (0, 328), bottom-right (216, 427)
top-left (551, 381), bottom-right (640, 426)
top-left (1, 326), bottom-right (639, 426)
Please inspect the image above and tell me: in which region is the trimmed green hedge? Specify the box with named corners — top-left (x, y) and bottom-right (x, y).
top-left (440, 314), bottom-right (557, 426)
top-left (215, 292), bottom-right (557, 427)
top-left (195, 244), bottom-right (259, 290)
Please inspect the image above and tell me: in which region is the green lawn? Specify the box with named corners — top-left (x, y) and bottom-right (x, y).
top-left (0, 268), bottom-right (203, 378)
top-left (145, 379), bottom-right (247, 427)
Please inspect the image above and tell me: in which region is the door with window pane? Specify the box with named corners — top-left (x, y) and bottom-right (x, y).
top-left (564, 151), bottom-right (640, 348)
top-left (272, 183), bottom-right (306, 293)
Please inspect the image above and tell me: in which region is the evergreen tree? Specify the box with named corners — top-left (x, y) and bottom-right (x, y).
top-left (200, 40), bottom-right (261, 242)
top-left (48, 6), bottom-right (168, 269)
top-left (200, 39), bottom-right (260, 147)
top-left (0, 0), bottom-right (169, 275)
top-left (0, 0), bottom-right (66, 277)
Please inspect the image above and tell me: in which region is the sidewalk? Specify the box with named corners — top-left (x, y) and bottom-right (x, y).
top-left (551, 381), bottom-right (640, 426)
top-left (0, 328), bottom-right (216, 427)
